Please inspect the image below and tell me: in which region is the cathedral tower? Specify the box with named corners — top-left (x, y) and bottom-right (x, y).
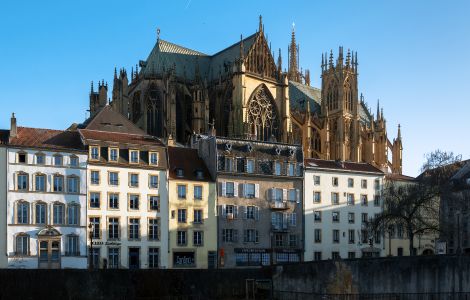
top-left (90, 80), bottom-right (108, 116)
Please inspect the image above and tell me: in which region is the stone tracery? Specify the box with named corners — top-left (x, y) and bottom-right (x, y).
top-left (247, 86), bottom-right (279, 141)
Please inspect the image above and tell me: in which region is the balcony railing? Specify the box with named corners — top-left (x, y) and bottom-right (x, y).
top-left (271, 223), bottom-right (289, 232)
top-left (270, 201), bottom-right (290, 210)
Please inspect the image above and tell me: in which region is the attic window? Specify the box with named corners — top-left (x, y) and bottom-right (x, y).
top-left (195, 170), bottom-right (204, 180)
top-left (247, 144), bottom-right (253, 152)
top-left (225, 143), bottom-right (232, 151)
top-left (289, 149), bottom-right (295, 157)
top-left (176, 168), bottom-right (184, 178)
top-left (275, 147), bottom-right (281, 155)
top-left (18, 152), bottom-right (27, 164)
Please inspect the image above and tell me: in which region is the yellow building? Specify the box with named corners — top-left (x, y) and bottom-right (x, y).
top-left (167, 146), bottom-right (217, 268)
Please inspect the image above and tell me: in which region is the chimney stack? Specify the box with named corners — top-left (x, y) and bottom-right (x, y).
top-left (10, 113), bottom-right (17, 139)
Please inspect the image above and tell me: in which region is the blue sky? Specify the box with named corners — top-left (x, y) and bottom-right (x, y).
top-left (0, 0), bottom-right (469, 176)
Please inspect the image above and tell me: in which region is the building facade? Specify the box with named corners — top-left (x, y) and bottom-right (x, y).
top-left (1, 114), bottom-right (88, 269)
top-left (167, 146), bottom-right (217, 268)
top-left (194, 134), bottom-right (303, 267)
top-left (78, 106), bottom-right (169, 269)
top-left (304, 158), bottom-right (384, 261)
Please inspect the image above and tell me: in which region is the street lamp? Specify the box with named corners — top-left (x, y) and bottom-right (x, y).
top-left (88, 223), bottom-right (94, 270)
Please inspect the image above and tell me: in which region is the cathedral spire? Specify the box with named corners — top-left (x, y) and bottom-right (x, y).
top-left (376, 99), bottom-right (380, 121)
top-left (277, 48), bottom-right (282, 74)
top-left (240, 34), bottom-right (244, 61)
top-left (397, 124), bottom-right (401, 140)
top-left (288, 22), bottom-right (300, 82)
top-left (259, 15), bottom-right (263, 32)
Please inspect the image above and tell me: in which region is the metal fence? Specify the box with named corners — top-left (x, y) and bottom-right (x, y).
top-left (272, 291), bottom-right (470, 300)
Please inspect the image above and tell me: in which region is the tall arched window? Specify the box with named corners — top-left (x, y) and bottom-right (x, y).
top-left (17, 201), bottom-right (29, 224)
top-left (247, 86), bottom-right (280, 141)
top-left (53, 202), bottom-right (65, 225)
top-left (344, 79), bottom-right (353, 111)
top-left (15, 233), bottom-right (29, 256)
top-left (35, 201), bottom-right (47, 225)
top-left (326, 82), bottom-right (338, 111)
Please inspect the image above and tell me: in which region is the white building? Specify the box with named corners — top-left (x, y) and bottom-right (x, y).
top-left (304, 159), bottom-right (384, 261)
top-left (1, 114), bottom-right (88, 268)
top-left (78, 106), bottom-right (169, 269)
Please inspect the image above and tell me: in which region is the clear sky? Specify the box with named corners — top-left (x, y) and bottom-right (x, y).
top-left (0, 0), bottom-right (469, 176)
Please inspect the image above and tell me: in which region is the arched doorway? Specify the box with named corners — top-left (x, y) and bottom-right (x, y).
top-left (247, 85), bottom-right (280, 141)
top-left (37, 226), bottom-right (62, 269)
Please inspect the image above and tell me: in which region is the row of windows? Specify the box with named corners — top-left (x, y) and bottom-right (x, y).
top-left (223, 157), bottom-right (301, 177)
top-left (313, 192), bottom-right (381, 206)
top-left (90, 171), bottom-right (159, 189)
top-left (15, 173), bottom-right (81, 194)
top-left (16, 152), bottom-right (80, 167)
top-left (171, 208), bottom-right (205, 224)
top-left (313, 229), bottom-right (381, 244)
top-left (219, 182), bottom-right (259, 198)
top-left (89, 146), bottom-right (158, 165)
top-left (176, 230), bottom-right (204, 247)
top-left (15, 234), bottom-right (81, 256)
top-left (89, 217), bottom-right (160, 241)
top-left (176, 184), bottom-right (203, 200)
top-left (221, 229), bottom-right (298, 247)
top-left (90, 247), bottom-right (160, 269)
top-left (15, 201), bottom-right (80, 226)
top-left (89, 193), bottom-right (160, 211)
top-left (313, 211), bottom-right (379, 224)
top-left (218, 205), bottom-right (262, 220)
top-left (313, 175), bottom-right (381, 189)
top-left (313, 251), bottom-right (361, 261)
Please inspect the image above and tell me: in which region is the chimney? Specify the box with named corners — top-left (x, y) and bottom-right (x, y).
top-left (10, 113), bottom-right (17, 138)
top-left (167, 134), bottom-right (176, 146)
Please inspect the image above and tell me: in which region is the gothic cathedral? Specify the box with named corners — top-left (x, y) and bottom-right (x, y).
top-left (89, 16), bottom-right (402, 174)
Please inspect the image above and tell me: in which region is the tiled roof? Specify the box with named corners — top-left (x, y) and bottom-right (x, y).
top-left (7, 127), bottom-right (85, 151)
top-left (80, 105), bottom-right (147, 135)
top-left (79, 129), bottom-right (164, 147)
top-left (168, 146), bottom-right (212, 181)
top-left (385, 173), bottom-right (416, 182)
top-left (289, 81), bottom-right (321, 113)
top-left (451, 160), bottom-right (470, 181)
top-left (305, 158), bottom-right (384, 174)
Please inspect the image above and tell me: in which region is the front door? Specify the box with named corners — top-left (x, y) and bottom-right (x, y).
top-left (128, 248), bottom-right (140, 269)
top-left (208, 251), bottom-right (217, 269)
top-left (38, 239), bottom-right (61, 269)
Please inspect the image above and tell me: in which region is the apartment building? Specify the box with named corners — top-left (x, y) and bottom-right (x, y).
top-left (78, 106), bottom-right (169, 269)
top-left (304, 159), bottom-right (384, 261)
top-left (0, 114), bottom-right (88, 268)
top-left (167, 145), bottom-right (217, 268)
top-left (194, 134), bottom-right (303, 267)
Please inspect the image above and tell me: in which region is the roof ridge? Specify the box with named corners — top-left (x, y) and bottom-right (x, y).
top-left (80, 128), bottom-right (156, 138)
top-left (210, 32), bottom-right (258, 58)
top-left (158, 39), bottom-right (209, 56)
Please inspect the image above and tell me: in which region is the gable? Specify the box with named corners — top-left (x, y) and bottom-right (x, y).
top-left (244, 33), bottom-right (277, 79)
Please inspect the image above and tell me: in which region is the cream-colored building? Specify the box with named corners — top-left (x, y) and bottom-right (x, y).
top-left (78, 106), bottom-right (169, 269)
top-left (167, 146), bottom-right (217, 268)
top-left (304, 159), bottom-right (384, 261)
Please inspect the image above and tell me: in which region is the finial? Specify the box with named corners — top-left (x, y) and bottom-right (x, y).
top-left (114, 67), bottom-right (117, 79)
top-left (376, 99), bottom-right (380, 120)
top-left (346, 49), bottom-right (351, 66)
top-left (329, 50), bottom-right (333, 67)
top-left (240, 34), bottom-right (244, 60)
top-left (259, 15), bottom-right (263, 32)
top-left (397, 124), bottom-right (401, 139)
top-left (157, 28), bottom-right (160, 40)
top-left (292, 22), bottom-right (295, 33)
top-left (12, 112), bottom-right (15, 118)
top-left (91, 81), bottom-right (94, 92)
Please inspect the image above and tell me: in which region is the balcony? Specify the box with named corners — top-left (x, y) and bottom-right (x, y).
top-left (270, 201), bottom-right (290, 210)
top-left (271, 223), bottom-right (289, 233)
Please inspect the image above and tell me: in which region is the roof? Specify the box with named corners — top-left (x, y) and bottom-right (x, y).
top-left (168, 146), bottom-right (212, 181)
top-left (385, 173), bottom-right (416, 182)
top-left (7, 127), bottom-right (85, 151)
top-left (79, 129), bottom-right (164, 147)
top-left (289, 81), bottom-right (321, 114)
top-left (0, 130), bottom-right (9, 145)
top-left (305, 158), bottom-right (384, 174)
top-left (80, 105), bottom-right (147, 135)
top-left (450, 160), bottom-right (470, 181)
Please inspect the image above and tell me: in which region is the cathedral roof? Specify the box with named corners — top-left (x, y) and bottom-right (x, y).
top-left (80, 105), bottom-right (147, 135)
top-left (289, 81), bottom-right (321, 114)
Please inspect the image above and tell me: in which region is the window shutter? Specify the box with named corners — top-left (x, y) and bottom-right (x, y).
top-left (296, 189), bottom-right (300, 203)
top-left (255, 230), bottom-right (259, 243)
top-left (243, 206), bottom-right (247, 219)
top-left (283, 213), bottom-right (288, 229)
top-left (233, 229), bottom-right (238, 242)
top-left (221, 204), bottom-right (227, 218)
top-left (243, 230), bottom-right (248, 243)
top-left (233, 182), bottom-right (238, 197)
top-left (234, 206), bottom-right (238, 219)
top-left (255, 184), bottom-right (260, 198)
top-left (255, 207), bottom-right (260, 220)
top-left (221, 182), bottom-right (226, 197)
top-left (239, 184), bottom-right (244, 198)
top-left (282, 189), bottom-right (287, 201)
top-left (267, 188), bottom-right (273, 201)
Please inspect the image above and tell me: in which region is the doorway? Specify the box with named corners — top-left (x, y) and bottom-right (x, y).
top-left (38, 240), bottom-right (61, 269)
top-left (128, 247), bottom-right (140, 269)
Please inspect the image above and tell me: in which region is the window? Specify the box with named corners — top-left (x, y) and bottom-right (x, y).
top-left (195, 170), bottom-right (204, 179)
top-left (332, 211), bottom-right (340, 222)
top-left (225, 157), bottom-right (233, 172)
top-left (149, 196), bottom-right (159, 211)
top-left (375, 231), bottom-right (381, 244)
top-left (245, 183), bottom-right (255, 198)
top-left (331, 192), bottom-right (339, 205)
top-left (193, 231), bottom-right (204, 246)
top-left (313, 191), bottom-right (321, 203)
top-left (333, 230), bottom-right (340, 243)
top-left (109, 148), bottom-right (119, 162)
top-left (67, 204), bottom-right (79, 225)
top-left (243, 229), bottom-right (259, 243)
top-left (177, 185), bottom-right (187, 199)
top-left (361, 230), bottom-right (369, 243)
top-left (223, 205), bottom-right (238, 219)
top-left (347, 193), bottom-right (355, 205)
top-left (374, 179), bottom-right (380, 190)
top-left (289, 213), bottom-right (297, 226)
top-left (177, 231), bottom-right (187, 246)
top-left (17, 173), bottom-right (28, 190)
top-left (130, 150), bottom-right (139, 163)
top-left (194, 209), bottom-right (203, 223)
top-left (175, 168), bottom-right (184, 177)
top-left (225, 182), bottom-right (234, 197)
top-left (348, 178), bottom-right (354, 188)
top-left (53, 175), bottom-right (64, 192)
top-left (313, 176), bottom-right (320, 185)
top-left (109, 248), bottom-right (120, 269)
top-left (148, 219), bottom-right (159, 240)
top-left (374, 195), bottom-right (381, 207)
top-left (246, 159), bottom-right (255, 173)
top-left (348, 252), bottom-right (356, 259)
top-left (288, 163), bottom-right (295, 176)
top-left (109, 172), bottom-right (119, 186)
top-left (314, 252), bottom-right (322, 261)
top-left (67, 235), bottom-right (79, 256)
top-left (91, 171), bottom-right (100, 185)
top-left (53, 155), bottom-right (63, 166)
top-left (361, 194), bottom-right (368, 206)
top-left (332, 177), bottom-right (339, 187)
top-left (35, 203), bottom-right (46, 224)
top-left (314, 211), bottom-right (322, 222)
top-left (16, 234), bottom-right (29, 255)
top-left (129, 194), bottom-right (139, 210)
top-left (129, 173), bottom-right (139, 187)
top-left (128, 218), bottom-right (140, 239)
top-left (149, 152), bottom-right (158, 165)
top-left (90, 192), bottom-right (100, 208)
top-left (108, 193), bottom-right (119, 209)
top-left (18, 152), bottom-right (27, 163)
top-left (53, 203), bottom-right (65, 225)
top-left (348, 212), bottom-right (355, 224)
top-left (108, 218), bottom-right (120, 239)
top-left (314, 229), bottom-right (322, 243)
top-left (36, 153), bottom-right (45, 165)
top-left (178, 209), bottom-right (187, 223)
top-left (274, 161), bottom-right (281, 175)
top-left (349, 229), bottom-right (355, 244)
top-left (194, 186), bottom-right (202, 200)
top-left (222, 229), bottom-right (238, 242)
top-left (273, 188), bottom-right (283, 201)
top-left (89, 217), bottom-right (100, 239)
top-left (70, 156), bottom-right (79, 167)
top-left (288, 189), bottom-right (297, 202)
top-left (362, 213), bottom-right (368, 224)
top-left (35, 174), bottom-right (45, 192)
top-left (148, 248), bottom-right (159, 268)
top-left (397, 224), bottom-right (404, 238)
top-left (245, 206), bottom-right (258, 220)
top-left (17, 201), bottom-right (29, 224)
top-left (274, 234), bottom-right (284, 247)
top-left (90, 146), bottom-right (99, 160)
top-left (361, 179), bottom-right (367, 189)
top-left (149, 175), bottom-right (158, 189)
top-left (67, 176), bottom-right (79, 193)
top-left (289, 234), bottom-right (298, 247)
top-left (332, 252), bottom-right (341, 259)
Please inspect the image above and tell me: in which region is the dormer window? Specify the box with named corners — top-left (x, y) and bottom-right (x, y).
top-left (288, 162), bottom-right (295, 176)
top-left (35, 153), bottom-right (45, 165)
top-left (149, 152), bottom-right (158, 165)
top-left (17, 152), bottom-right (27, 164)
top-left (130, 150), bottom-right (139, 164)
top-left (225, 143), bottom-right (232, 151)
top-left (175, 168), bottom-right (184, 178)
top-left (225, 157), bottom-right (234, 172)
top-left (247, 144), bottom-right (253, 152)
top-left (195, 170), bottom-right (204, 180)
top-left (109, 148), bottom-right (119, 162)
top-left (275, 147), bottom-right (281, 155)
top-left (53, 154), bottom-right (63, 166)
top-left (289, 149), bottom-right (295, 157)
top-left (70, 155), bottom-right (79, 167)
top-left (274, 161), bottom-right (282, 176)
top-left (90, 146), bottom-right (99, 160)
top-left (246, 159), bottom-right (255, 174)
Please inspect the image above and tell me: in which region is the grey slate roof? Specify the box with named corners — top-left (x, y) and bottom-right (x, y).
top-left (289, 81), bottom-right (321, 113)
